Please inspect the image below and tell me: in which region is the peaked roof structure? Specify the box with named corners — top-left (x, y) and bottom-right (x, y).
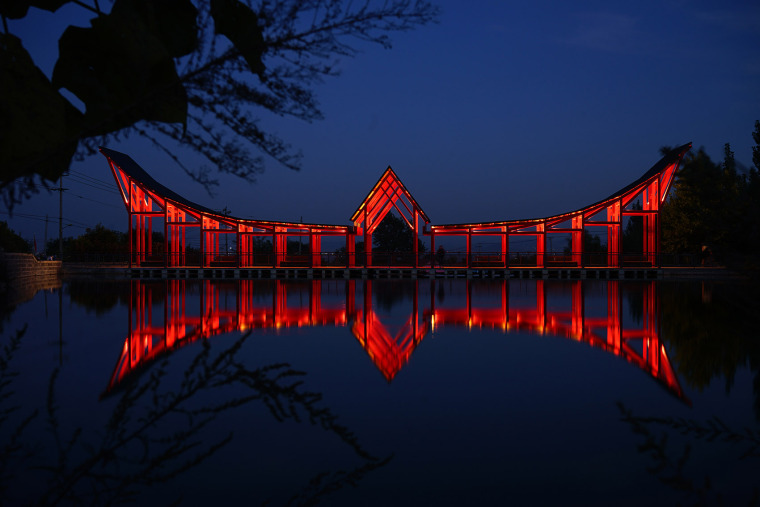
top-left (101, 147), bottom-right (220, 217)
top-left (433, 142), bottom-right (691, 227)
top-left (101, 141), bottom-right (691, 270)
top-left (101, 146), bottom-right (346, 228)
top-left (350, 166), bottom-right (430, 229)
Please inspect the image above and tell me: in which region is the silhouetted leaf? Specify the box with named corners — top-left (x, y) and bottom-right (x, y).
top-left (0, 33), bottom-right (82, 183)
top-left (51, 0), bottom-right (189, 135)
top-left (660, 474), bottom-right (692, 491)
top-left (31, 0), bottom-right (70, 10)
top-left (119, 0), bottom-right (199, 58)
top-left (3, 0), bottom-right (439, 208)
top-left (0, 0), bottom-right (71, 18)
top-left (210, 0), bottom-right (265, 75)
top-left (0, 0), bottom-right (30, 18)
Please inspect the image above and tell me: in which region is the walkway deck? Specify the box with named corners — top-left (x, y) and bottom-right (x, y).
top-left (61, 264), bottom-right (744, 281)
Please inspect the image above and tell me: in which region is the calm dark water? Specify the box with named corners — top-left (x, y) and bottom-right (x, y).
top-left (1, 278), bottom-right (758, 506)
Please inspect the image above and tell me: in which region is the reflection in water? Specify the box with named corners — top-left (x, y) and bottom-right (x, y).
top-left (4, 278), bottom-right (758, 504)
top-left (660, 281), bottom-right (760, 420)
top-left (108, 279), bottom-right (686, 402)
top-left (1, 320), bottom-right (389, 505)
top-left (618, 401), bottom-right (760, 504)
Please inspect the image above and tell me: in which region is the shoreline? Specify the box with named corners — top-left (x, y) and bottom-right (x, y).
top-left (60, 263), bottom-right (749, 281)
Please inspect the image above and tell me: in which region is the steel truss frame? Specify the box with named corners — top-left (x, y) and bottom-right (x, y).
top-left (428, 143), bottom-right (691, 268)
top-left (101, 143), bottom-right (690, 269)
top-left (102, 148), bottom-right (352, 269)
top-left (107, 279), bottom-right (685, 399)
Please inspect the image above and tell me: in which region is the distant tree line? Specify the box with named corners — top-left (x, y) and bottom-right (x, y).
top-left (16, 122), bottom-right (760, 269)
top-left (43, 223), bottom-right (129, 261)
top-left (0, 221), bottom-right (29, 253)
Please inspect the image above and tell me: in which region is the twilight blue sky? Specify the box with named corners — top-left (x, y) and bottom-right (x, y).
top-left (4, 0), bottom-right (760, 247)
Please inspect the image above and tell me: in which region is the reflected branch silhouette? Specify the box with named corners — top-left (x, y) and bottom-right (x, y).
top-left (0, 326), bottom-right (38, 498)
top-left (659, 281), bottom-right (760, 420)
top-left (618, 402), bottom-right (760, 504)
top-left (5, 277), bottom-right (759, 504)
top-left (284, 454), bottom-right (394, 507)
top-left (2, 327), bottom-right (386, 505)
top-left (107, 279), bottom-right (689, 401)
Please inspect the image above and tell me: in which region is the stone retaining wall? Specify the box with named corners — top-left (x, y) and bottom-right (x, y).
top-left (0, 253), bottom-right (62, 309)
top-left (0, 253), bottom-right (62, 284)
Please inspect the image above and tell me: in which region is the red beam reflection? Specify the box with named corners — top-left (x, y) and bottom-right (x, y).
top-left (351, 281), bottom-right (428, 382)
top-left (106, 280), bottom-right (687, 403)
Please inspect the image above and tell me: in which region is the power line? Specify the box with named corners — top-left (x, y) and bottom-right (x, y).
top-left (66, 174), bottom-right (120, 194)
top-left (65, 217), bottom-right (97, 228)
top-left (0, 212), bottom-right (88, 230)
top-left (67, 172), bottom-right (117, 190)
top-left (1, 171), bottom-right (116, 194)
top-left (68, 168), bottom-right (116, 187)
top-left (1, 211), bottom-right (95, 229)
top-left (0, 211), bottom-right (50, 224)
top-left (69, 192), bottom-right (124, 209)
top-left (1, 211), bottom-right (52, 221)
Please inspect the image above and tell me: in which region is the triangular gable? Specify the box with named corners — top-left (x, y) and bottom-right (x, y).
top-left (350, 166), bottom-right (430, 231)
top-left (351, 310), bottom-right (427, 382)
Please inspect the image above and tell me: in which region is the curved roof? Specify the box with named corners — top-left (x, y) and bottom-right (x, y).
top-left (101, 147), bottom-right (220, 217)
top-left (100, 147), bottom-right (347, 229)
top-left (431, 142), bottom-right (692, 229)
top-left (103, 142), bottom-right (691, 232)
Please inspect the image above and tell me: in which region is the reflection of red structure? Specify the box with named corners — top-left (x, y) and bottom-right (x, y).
top-left (101, 143), bottom-right (690, 269)
top-left (109, 280), bottom-right (349, 391)
top-left (351, 281), bottom-right (428, 381)
top-left (107, 280), bottom-right (686, 402)
top-left (429, 281), bottom-right (684, 400)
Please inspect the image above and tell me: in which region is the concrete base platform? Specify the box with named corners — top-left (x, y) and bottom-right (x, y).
top-left (118, 266), bottom-right (744, 281)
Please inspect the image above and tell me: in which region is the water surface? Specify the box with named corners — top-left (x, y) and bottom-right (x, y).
top-left (1, 279), bottom-right (757, 505)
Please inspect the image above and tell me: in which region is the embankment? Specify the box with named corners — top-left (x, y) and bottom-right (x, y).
top-left (0, 253), bottom-right (62, 308)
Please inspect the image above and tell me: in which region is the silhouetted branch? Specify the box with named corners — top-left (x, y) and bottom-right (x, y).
top-left (1, 328), bottom-right (383, 505)
top-left (285, 453), bottom-right (394, 506)
top-left (0, 327), bottom-right (39, 498)
top-left (2, 0), bottom-right (439, 209)
top-left (617, 402), bottom-right (760, 504)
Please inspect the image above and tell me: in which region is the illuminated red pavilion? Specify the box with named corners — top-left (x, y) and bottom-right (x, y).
top-left (101, 142), bottom-right (691, 269)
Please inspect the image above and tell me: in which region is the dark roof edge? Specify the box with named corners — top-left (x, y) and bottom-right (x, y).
top-left (99, 147), bottom-right (346, 228)
top-left (433, 142), bottom-right (692, 228)
top-left (100, 147), bottom-right (219, 216)
top-left (350, 166), bottom-right (431, 223)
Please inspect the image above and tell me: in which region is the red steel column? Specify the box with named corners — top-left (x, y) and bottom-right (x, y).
top-left (572, 216), bottom-right (583, 267)
top-left (536, 223), bottom-right (545, 268)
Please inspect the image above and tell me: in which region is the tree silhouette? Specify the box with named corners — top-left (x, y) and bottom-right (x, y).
top-left (0, 221), bottom-right (30, 253)
top-left (372, 213), bottom-right (425, 253)
top-left (0, 0), bottom-right (439, 209)
top-left (660, 132), bottom-right (760, 268)
top-left (0, 327), bottom-right (389, 504)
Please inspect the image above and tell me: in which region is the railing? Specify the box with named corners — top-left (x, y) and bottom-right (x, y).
top-left (658, 253), bottom-right (702, 267)
top-left (58, 251), bottom-right (130, 263)
top-left (60, 250), bottom-right (706, 268)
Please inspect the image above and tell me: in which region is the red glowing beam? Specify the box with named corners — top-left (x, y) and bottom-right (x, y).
top-left (101, 143), bottom-right (689, 270)
top-left (105, 280), bottom-right (687, 404)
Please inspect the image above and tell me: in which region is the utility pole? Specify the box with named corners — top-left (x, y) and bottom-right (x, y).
top-left (56, 174), bottom-right (68, 260)
top-left (58, 174), bottom-right (63, 260)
